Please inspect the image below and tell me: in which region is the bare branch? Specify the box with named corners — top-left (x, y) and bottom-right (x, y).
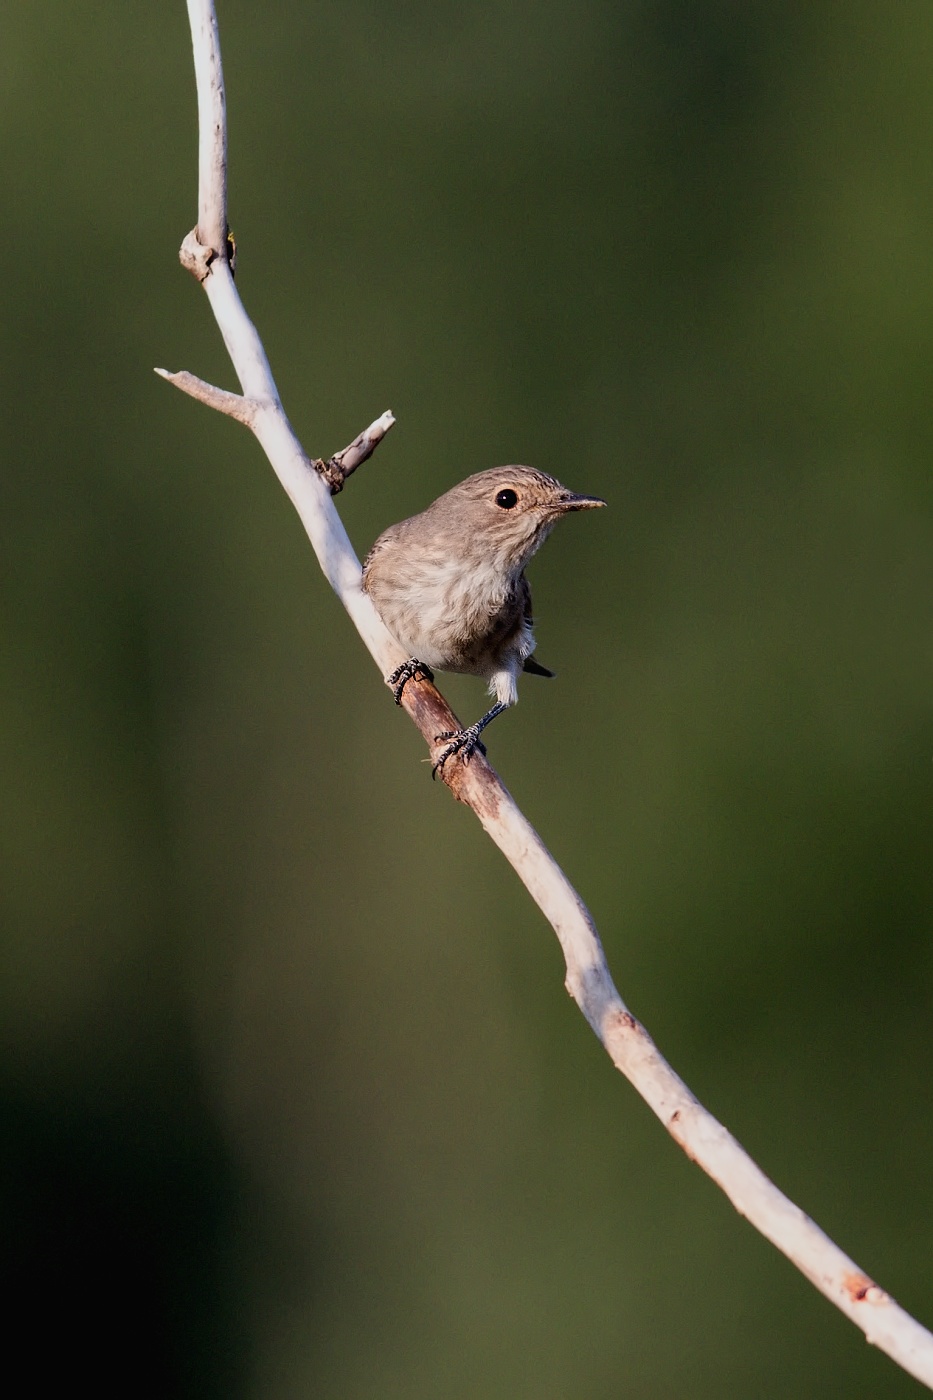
top-left (166, 2), bottom-right (933, 1388)
top-left (315, 410), bottom-right (397, 493)
top-left (155, 368), bottom-right (256, 425)
top-left (187, 0), bottom-right (226, 254)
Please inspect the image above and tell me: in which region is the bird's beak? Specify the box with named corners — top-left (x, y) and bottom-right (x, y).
top-left (556, 491), bottom-right (607, 512)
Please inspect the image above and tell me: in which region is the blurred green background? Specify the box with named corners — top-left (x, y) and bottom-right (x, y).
top-left (2, 1), bottom-right (932, 1395)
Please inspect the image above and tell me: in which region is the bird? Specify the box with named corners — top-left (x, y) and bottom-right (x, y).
top-left (362, 465), bottom-right (606, 773)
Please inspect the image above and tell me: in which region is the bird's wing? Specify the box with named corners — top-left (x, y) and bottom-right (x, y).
top-left (361, 523), bottom-right (401, 585)
top-left (518, 574), bottom-right (555, 678)
top-left (518, 572), bottom-right (534, 626)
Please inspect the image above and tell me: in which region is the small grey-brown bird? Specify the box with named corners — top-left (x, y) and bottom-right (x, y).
top-left (362, 465), bottom-right (606, 772)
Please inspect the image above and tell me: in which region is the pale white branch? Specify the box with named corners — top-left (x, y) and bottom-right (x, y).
top-left (166, 1), bottom-right (933, 1389)
top-left (155, 367), bottom-right (256, 425)
top-left (320, 410), bottom-right (397, 492)
top-left (188, 0), bottom-right (226, 251)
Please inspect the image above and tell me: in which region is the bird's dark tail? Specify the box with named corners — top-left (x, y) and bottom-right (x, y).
top-left (523, 657), bottom-right (555, 678)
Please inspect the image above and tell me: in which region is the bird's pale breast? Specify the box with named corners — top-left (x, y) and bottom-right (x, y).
top-left (363, 534), bottom-right (533, 681)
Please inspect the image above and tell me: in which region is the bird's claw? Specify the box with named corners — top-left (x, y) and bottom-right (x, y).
top-left (431, 726), bottom-right (487, 778)
top-left (387, 658), bottom-right (434, 704)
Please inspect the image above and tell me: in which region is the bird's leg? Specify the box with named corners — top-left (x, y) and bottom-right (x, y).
top-left (432, 702), bottom-right (509, 777)
top-left (386, 658), bottom-right (435, 704)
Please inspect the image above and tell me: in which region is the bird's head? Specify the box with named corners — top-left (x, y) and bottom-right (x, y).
top-left (429, 465), bottom-right (606, 573)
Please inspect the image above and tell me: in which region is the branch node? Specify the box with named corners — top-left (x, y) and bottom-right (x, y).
top-left (313, 410), bottom-right (396, 494)
top-left (179, 228), bottom-right (215, 282)
top-left (179, 225), bottom-right (235, 282)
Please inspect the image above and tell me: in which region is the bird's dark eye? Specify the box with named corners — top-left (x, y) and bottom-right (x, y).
top-left (495, 488), bottom-right (518, 509)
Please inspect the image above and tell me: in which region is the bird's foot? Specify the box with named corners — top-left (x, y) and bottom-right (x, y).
top-left (387, 658), bottom-right (434, 704)
top-left (432, 725), bottom-right (487, 778)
